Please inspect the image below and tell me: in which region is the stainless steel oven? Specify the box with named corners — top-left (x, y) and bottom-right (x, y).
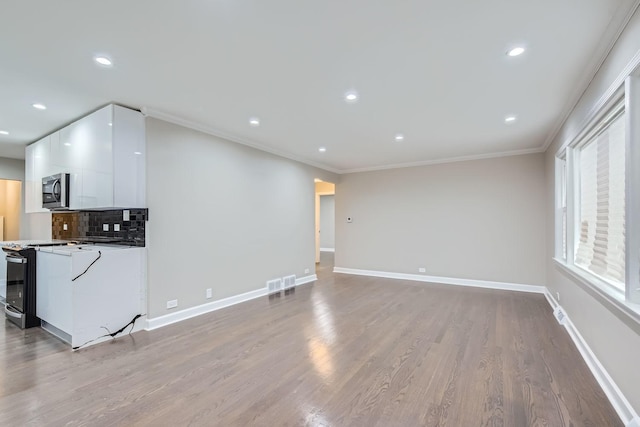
top-left (42, 173), bottom-right (70, 210)
top-left (3, 247), bottom-right (39, 328)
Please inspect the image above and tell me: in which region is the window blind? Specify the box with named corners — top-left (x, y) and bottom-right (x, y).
top-left (574, 112), bottom-right (626, 289)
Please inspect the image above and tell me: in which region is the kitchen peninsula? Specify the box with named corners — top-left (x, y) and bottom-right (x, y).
top-left (36, 243), bottom-right (146, 349)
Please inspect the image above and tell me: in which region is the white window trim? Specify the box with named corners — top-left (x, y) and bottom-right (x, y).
top-left (624, 76), bottom-right (640, 304)
top-left (554, 155), bottom-right (567, 261)
top-left (554, 75), bottom-right (640, 322)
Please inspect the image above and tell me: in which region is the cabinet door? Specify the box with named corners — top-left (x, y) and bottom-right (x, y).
top-left (25, 136), bottom-right (52, 213)
top-left (24, 143), bottom-right (37, 213)
top-left (36, 252), bottom-right (73, 334)
top-left (113, 105), bottom-right (146, 207)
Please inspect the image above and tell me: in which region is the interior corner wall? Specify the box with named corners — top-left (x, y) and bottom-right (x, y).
top-left (145, 118), bottom-right (338, 318)
top-left (335, 153), bottom-right (546, 286)
top-left (544, 7), bottom-right (640, 414)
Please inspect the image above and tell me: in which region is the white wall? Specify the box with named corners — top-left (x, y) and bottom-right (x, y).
top-left (544, 7), bottom-right (640, 414)
top-left (336, 153), bottom-right (546, 285)
top-left (145, 118), bottom-right (338, 318)
top-left (319, 195), bottom-right (335, 249)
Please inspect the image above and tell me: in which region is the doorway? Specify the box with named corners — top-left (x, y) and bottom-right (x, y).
top-left (0, 179), bottom-right (22, 241)
top-left (315, 179), bottom-right (335, 277)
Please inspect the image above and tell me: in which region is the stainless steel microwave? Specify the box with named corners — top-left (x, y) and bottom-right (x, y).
top-left (42, 173), bottom-right (70, 210)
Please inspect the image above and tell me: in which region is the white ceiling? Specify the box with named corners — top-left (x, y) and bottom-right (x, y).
top-left (0, 1), bottom-right (638, 173)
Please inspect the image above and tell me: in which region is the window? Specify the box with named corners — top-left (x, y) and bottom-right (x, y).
top-left (555, 77), bottom-right (640, 309)
top-left (574, 111), bottom-right (625, 291)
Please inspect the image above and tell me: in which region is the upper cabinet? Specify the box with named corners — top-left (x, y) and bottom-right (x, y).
top-left (25, 105), bottom-right (145, 212)
top-left (25, 135), bottom-right (55, 213)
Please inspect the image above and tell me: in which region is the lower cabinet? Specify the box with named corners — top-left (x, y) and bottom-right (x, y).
top-left (36, 252), bottom-right (73, 334)
top-left (36, 246), bottom-right (145, 348)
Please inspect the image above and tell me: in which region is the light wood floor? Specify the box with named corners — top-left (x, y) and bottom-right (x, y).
top-left (0, 254), bottom-right (621, 426)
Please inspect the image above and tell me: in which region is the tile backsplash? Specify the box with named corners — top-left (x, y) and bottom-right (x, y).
top-left (52, 209), bottom-right (147, 247)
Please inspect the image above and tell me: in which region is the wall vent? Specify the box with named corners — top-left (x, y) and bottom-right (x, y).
top-left (283, 275), bottom-right (296, 290)
top-left (266, 278), bottom-right (283, 295)
top-left (553, 306), bottom-right (567, 325)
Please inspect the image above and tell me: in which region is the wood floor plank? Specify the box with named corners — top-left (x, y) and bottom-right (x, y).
top-left (0, 253), bottom-right (624, 426)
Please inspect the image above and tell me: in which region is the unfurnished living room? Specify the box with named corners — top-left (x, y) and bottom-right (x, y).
top-left (1, 1), bottom-right (640, 426)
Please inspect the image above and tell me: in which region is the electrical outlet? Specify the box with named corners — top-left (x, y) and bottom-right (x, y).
top-left (102, 224), bottom-right (109, 231)
top-left (206, 288), bottom-right (212, 299)
top-left (304, 268), bottom-right (310, 274)
top-left (166, 299), bottom-right (178, 309)
top-left (418, 267), bottom-right (426, 273)
top-left (123, 210), bottom-right (130, 221)
top-left (114, 224), bottom-right (120, 232)
top-left (63, 223), bottom-right (68, 231)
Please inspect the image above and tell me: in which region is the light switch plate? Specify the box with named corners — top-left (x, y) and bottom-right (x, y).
top-left (63, 223), bottom-right (68, 231)
top-left (103, 224), bottom-right (109, 231)
top-left (114, 224), bottom-right (120, 232)
top-left (123, 210), bottom-right (130, 221)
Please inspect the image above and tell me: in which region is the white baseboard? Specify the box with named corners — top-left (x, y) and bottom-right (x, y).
top-left (296, 274), bottom-right (317, 286)
top-left (145, 274), bottom-right (317, 331)
top-left (544, 291), bottom-right (639, 427)
top-left (333, 267), bottom-right (546, 294)
top-left (320, 248), bottom-right (335, 253)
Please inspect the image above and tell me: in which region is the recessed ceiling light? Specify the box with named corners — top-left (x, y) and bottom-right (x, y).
top-left (95, 56), bottom-right (113, 66)
top-left (345, 91), bottom-right (358, 103)
top-left (33, 103), bottom-right (47, 110)
top-left (0, 130), bottom-right (9, 135)
top-left (63, 142), bottom-right (71, 146)
top-left (394, 134), bottom-right (404, 142)
top-left (505, 115), bottom-right (517, 123)
top-left (318, 147), bottom-right (327, 153)
top-left (134, 151), bottom-right (142, 155)
top-left (507, 47), bottom-right (525, 57)
top-left (249, 117), bottom-right (260, 127)
top-left (108, 122), bottom-right (113, 126)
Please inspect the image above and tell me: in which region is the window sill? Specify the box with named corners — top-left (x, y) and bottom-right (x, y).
top-left (553, 258), bottom-right (640, 327)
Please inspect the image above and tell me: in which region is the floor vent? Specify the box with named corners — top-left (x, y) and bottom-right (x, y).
top-left (267, 278), bottom-right (283, 295)
top-left (553, 306), bottom-right (567, 326)
top-left (283, 275), bottom-right (296, 290)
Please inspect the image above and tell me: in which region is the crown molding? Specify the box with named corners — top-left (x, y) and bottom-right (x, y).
top-left (541, 0), bottom-right (640, 152)
top-left (141, 107), bottom-right (342, 175)
top-left (339, 147), bottom-right (545, 174)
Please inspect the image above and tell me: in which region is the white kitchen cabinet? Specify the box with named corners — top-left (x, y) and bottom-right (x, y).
top-left (36, 251), bottom-right (73, 334)
top-left (25, 104), bottom-right (145, 211)
top-left (25, 135), bottom-right (55, 213)
top-left (36, 245), bottom-right (146, 348)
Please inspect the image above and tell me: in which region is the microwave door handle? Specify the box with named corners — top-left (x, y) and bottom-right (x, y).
top-left (6, 256), bottom-right (27, 264)
top-left (52, 179), bottom-right (61, 202)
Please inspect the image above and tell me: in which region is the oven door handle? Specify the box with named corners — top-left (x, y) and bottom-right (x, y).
top-left (6, 256), bottom-right (27, 264)
top-left (5, 305), bottom-right (23, 318)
